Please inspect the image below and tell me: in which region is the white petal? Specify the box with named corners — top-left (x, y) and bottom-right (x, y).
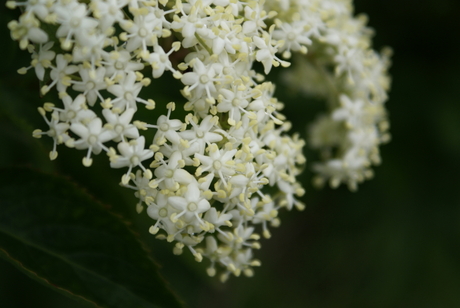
top-left (181, 72), bottom-right (198, 86)
top-left (28, 27), bottom-right (48, 43)
top-left (185, 183), bottom-right (200, 202)
top-left (174, 169), bottom-right (194, 184)
top-left (70, 122), bottom-right (88, 138)
top-left (117, 142), bottom-right (133, 157)
top-left (168, 196), bottom-right (187, 211)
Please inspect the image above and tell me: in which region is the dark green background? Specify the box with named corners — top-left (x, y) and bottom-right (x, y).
top-left (1, 0), bottom-right (460, 307)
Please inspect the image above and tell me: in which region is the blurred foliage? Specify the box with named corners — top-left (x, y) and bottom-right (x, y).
top-left (0, 168), bottom-right (184, 308)
top-left (1, 0), bottom-right (460, 307)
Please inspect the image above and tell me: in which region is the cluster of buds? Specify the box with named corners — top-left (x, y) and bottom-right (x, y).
top-left (7, 0), bottom-right (390, 280)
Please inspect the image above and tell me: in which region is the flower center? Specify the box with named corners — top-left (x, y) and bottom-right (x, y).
top-left (165, 169), bottom-right (174, 178)
top-left (114, 61), bottom-right (124, 70)
top-left (213, 160), bottom-right (222, 170)
top-left (48, 129), bottom-right (56, 137)
top-left (114, 124), bottom-right (124, 134)
top-left (223, 67), bottom-right (232, 75)
top-left (130, 155), bottom-right (140, 166)
top-left (86, 81), bottom-right (95, 90)
top-left (67, 110), bottom-right (76, 120)
top-left (155, 10), bottom-right (163, 18)
top-left (196, 129), bottom-right (204, 138)
top-left (88, 134), bottom-right (98, 145)
top-left (199, 74), bottom-right (209, 84)
top-left (138, 27), bottom-right (148, 38)
top-left (70, 17), bottom-right (81, 28)
top-left (287, 32), bottom-right (296, 41)
top-left (232, 98), bottom-right (241, 107)
top-left (175, 220), bottom-right (185, 229)
top-left (159, 208), bottom-right (168, 218)
top-left (109, 6), bottom-right (118, 15)
top-left (159, 123), bottom-right (169, 132)
top-left (187, 202), bottom-right (197, 212)
top-left (124, 92), bottom-right (134, 101)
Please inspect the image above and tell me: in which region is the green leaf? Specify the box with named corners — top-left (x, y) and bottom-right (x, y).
top-left (0, 167), bottom-right (184, 308)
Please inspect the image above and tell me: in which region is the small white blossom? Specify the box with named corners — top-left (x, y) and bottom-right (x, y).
top-left (107, 71), bottom-right (145, 111)
top-left (180, 115), bottom-right (223, 155)
top-left (168, 182), bottom-right (211, 226)
top-left (72, 66), bottom-right (108, 106)
top-left (45, 54), bottom-right (79, 93)
top-left (70, 117), bottom-right (117, 166)
top-left (102, 108), bottom-right (139, 142)
top-left (8, 14), bottom-right (48, 49)
top-left (110, 136), bottom-right (154, 183)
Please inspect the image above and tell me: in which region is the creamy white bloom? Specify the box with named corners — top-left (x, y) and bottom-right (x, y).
top-left (8, 0), bottom-right (390, 279)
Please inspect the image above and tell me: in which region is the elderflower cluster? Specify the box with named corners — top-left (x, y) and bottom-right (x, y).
top-left (269, 1), bottom-right (392, 190)
top-left (7, 0), bottom-right (390, 280)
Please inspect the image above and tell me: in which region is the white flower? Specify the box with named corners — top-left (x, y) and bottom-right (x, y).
top-left (148, 43), bottom-right (181, 79)
top-left (181, 59), bottom-right (220, 102)
top-left (45, 54), bottom-right (79, 93)
top-left (72, 66), bottom-right (107, 106)
top-left (33, 109), bottom-right (70, 161)
top-left (103, 50), bottom-right (145, 81)
top-left (121, 12), bottom-right (164, 54)
top-left (180, 115), bottom-right (223, 155)
top-left (110, 136), bottom-right (154, 183)
top-left (70, 117), bottom-right (117, 166)
top-left (195, 143), bottom-right (237, 187)
top-left (332, 94), bottom-right (366, 128)
top-left (171, 1), bottom-right (211, 47)
top-left (102, 108), bottom-right (139, 142)
top-left (204, 207), bottom-right (233, 231)
top-left (107, 71), bottom-right (144, 111)
top-left (55, 3), bottom-right (98, 47)
top-left (147, 192), bottom-right (177, 234)
top-left (7, 0), bottom-right (52, 20)
top-left (151, 151), bottom-right (195, 190)
top-left (8, 14), bottom-right (48, 49)
top-left (71, 31), bottom-right (108, 64)
top-left (168, 182), bottom-right (211, 226)
top-left (217, 87), bottom-right (251, 125)
top-left (58, 94), bottom-right (95, 123)
top-left (242, 2), bottom-right (271, 36)
top-left (272, 20), bottom-right (311, 58)
top-left (31, 42), bottom-right (55, 81)
top-left (90, 0), bottom-right (127, 31)
top-left (253, 27), bottom-right (290, 74)
top-left (147, 104), bottom-right (184, 146)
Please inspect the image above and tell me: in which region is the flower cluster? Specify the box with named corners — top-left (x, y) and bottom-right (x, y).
top-left (7, 0), bottom-right (390, 280)
top-left (270, 1), bottom-right (392, 191)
